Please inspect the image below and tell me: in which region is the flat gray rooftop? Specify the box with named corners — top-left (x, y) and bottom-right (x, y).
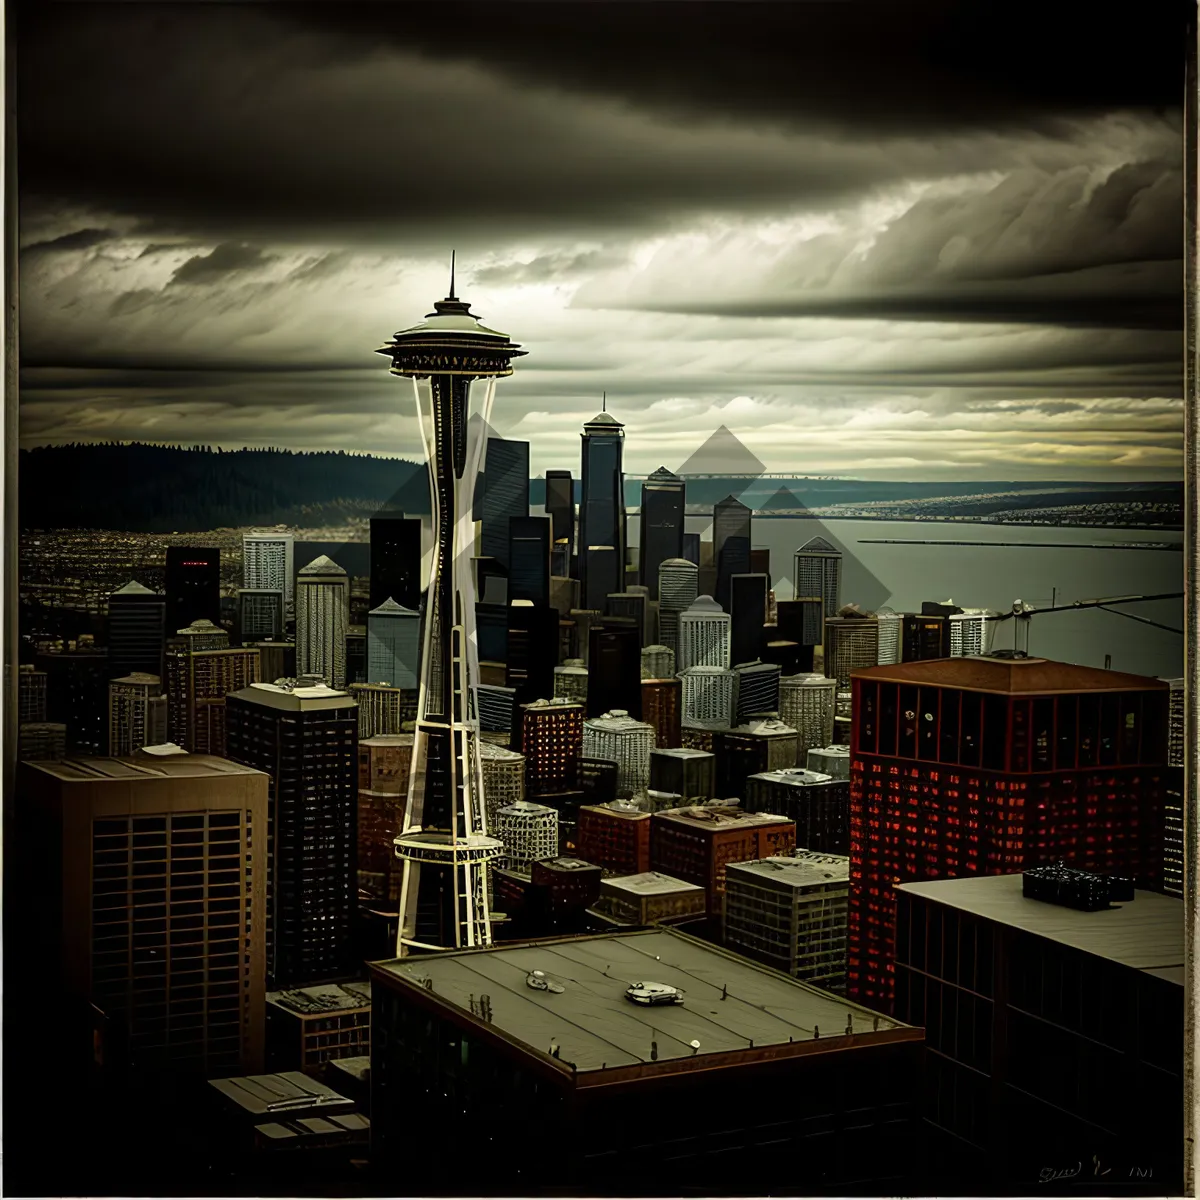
top-left (375, 926), bottom-right (907, 1073)
top-left (898, 874), bottom-right (1184, 978)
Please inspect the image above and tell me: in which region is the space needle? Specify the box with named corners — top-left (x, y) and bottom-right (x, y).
top-left (376, 259), bottom-right (526, 954)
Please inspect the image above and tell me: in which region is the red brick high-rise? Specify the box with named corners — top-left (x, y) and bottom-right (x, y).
top-left (848, 654), bottom-right (1167, 1011)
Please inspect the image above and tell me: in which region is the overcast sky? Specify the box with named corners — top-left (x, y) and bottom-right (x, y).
top-left (17, 1), bottom-right (1187, 479)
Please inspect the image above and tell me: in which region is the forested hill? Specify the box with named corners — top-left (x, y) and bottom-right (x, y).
top-left (19, 443), bottom-right (428, 531)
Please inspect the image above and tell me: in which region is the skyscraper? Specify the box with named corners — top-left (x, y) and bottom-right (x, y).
top-left (580, 409), bottom-right (626, 612)
top-left (376, 276), bottom-right (524, 954)
top-left (243, 530), bottom-right (295, 610)
top-left (545, 469), bottom-right (575, 576)
top-left (108, 672), bottom-right (168, 755)
top-left (639, 466), bottom-right (684, 599)
top-left (508, 515), bottom-right (551, 606)
top-left (679, 665), bottom-right (735, 726)
top-left (582, 710), bottom-right (655, 800)
top-left (713, 495), bottom-right (752, 612)
top-left (657, 556), bottom-right (699, 660)
top-left (367, 598), bottom-right (421, 689)
top-left (369, 516), bottom-right (422, 613)
top-left (107, 580), bottom-right (167, 681)
top-left (948, 610), bottom-right (996, 657)
top-left (901, 613), bottom-right (951, 661)
top-left (823, 614), bottom-right (883, 691)
top-left (296, 555), bottom-right (349, 689)
top-left (516, 699), bottom-right (584, 798)
top-left (165, 546), bottom-right (221, 631)
top-left (238, 588), bottom-right (284, 642)
top-left (849, 655), bottom-right (1169, 1011)
top-left (226, 680), bottom-right (359, 989)
top-left (729, 572), bottom-right (769, 666)
top-left (17, 665), bottom-right (47, 723)
top-left (505, 603), bottom-right (558, 707)
top-left (18, 754), bottom-right (268, 1075)
top-left (792, 538), bottom-right (841, 628)
top-left (778, 673), bottom-right (838, 764)
top-left (166, 644), bottom-right (261, 755)
top-left (733, 660), bottom-right (781, 724)
top-left (677, 595), bottom-right (731, 671)
top-left (588, 623), bottom-right (642, 719)
top-left (479, 438), bottom-right (530, 569)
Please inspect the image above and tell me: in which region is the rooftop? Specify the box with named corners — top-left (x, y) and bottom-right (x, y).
top-left (369, 597), bottom-right (418, 617)
top-left (299, 555), bottom-right (346, 576)
top-left (585, 710), bottom-right (654, 733)
top-left (898, 874), bottom-right (1184, 978)
top-left (751, 768), bottom-right (836, 788)
top-left (266, 981), bottom-right (372, 1016)
top-left (796, 537), bottom-right (839, 555)
top-left (728, 855), bottom-right (850, 888)
top-left (22, 754), bottom-right (266, 783)
top-left (209, 1071), bottom-right (353, 1118)
top-left (728, 718), bottom-right (796, 738)
top-left (602, 872), bottom-right (704, 898)
top-left (652, 747), bottom-right (715, 761)
top-left (682, 595), bottom-right (726, 617)
top-left (371, 926), bottom-right (910, 1076)
top-left (852, 655), bottom-right (1167, 696)
top-left (361, 734), bottom-right (415, 747)
top-left (232, 683), bottom-right (357, 712)
top-left (654, 805), bottom-right (791, 831)
top-left (479, 741), bottom-right (524, 762)
top-left (111, 580), bottom-right (157, 596)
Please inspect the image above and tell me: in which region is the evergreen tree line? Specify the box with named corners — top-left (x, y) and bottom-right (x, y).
top-left (19, 443), bottom-right (429, 531)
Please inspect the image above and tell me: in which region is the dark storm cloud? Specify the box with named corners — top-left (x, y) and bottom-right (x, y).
top-left (286, 1), bottom-right (1186, 134)
top-left (170, 243), bottom-right (277, 286)
top-left (18, 4), bottom-right (1184, 248)
top-left (22, 227), bottom-right (116, 254)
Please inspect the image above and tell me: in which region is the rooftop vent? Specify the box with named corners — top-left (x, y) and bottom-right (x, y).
top-left (1023, 862), bottom-right (1134, 911)
top-left (625, 982), bottom-right (683, 1007)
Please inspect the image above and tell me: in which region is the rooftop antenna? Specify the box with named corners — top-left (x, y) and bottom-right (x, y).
top-left (602, 391), bottom-right (607, 413)
top-left (448, 250), bottom-right (457, 300)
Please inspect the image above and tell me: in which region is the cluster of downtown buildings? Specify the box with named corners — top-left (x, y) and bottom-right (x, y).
top-left (13, 288), bottom-right (1187, 1196)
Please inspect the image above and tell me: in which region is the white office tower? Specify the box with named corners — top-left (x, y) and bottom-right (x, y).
top-left (238, 588), bottom-right (284, 642)
top-left (792, 537), bottom-right (841, 624)
top-left (553, 659), bottom-right (589, 703)
top-left (496, 800), bottom-right (559, 874)
top-left (583, 709), bottom-right (656, 799)
top-left (658, 557), bottom-right (699, 658)
top-left (243, 529), bottom-right (295, 609)
top-left (807, 744), bottom-right (850, 781)
top-left (367, 597), bottom-right (421, 689)
top-left (295, 556), bottom-right (349, 689)
top-left (734, 661), bottom-right (782, 725)
top-left (108, 673), bottom-right (168, 756)
top-left (679, 665), bottom-right (735, 726)
top-left (479, 742), bottom-right (526, 833)
top-left (948, 610), bottom-right (996, 657)
top-left (677, 595), bottom-right (731, 671)
top-left (779, 674), bottom-right (837, 765)
top-left (641, 644), bottom-right (675, 680)
top-left (874, 608), bottom-right (902, 666)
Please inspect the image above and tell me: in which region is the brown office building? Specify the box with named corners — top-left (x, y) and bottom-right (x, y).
top-left (577, 800), bottom-right (652, 876)
top-left (641, 677), bottom-right (682, 748)
top-left (369, 927), bottom-right (922, 1195)
top-left (650, 806), bottom-right (796, 917)
top-left (18, 753), bottom-right (269, 1076)
top-left (357, 734), bottom-right (413, 906)
top-left (515, 699), bottom-right (584, 796)
top-left (166, 645), bottom-right (261, 756)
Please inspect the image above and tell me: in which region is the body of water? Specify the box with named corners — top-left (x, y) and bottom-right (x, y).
top-left (666, 516), bottom-right (1185, 680)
